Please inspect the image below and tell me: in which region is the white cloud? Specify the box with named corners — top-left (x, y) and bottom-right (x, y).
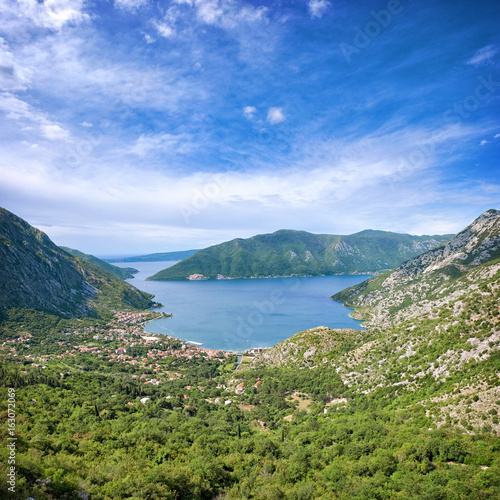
top-left (0, 38), bottom-right (32, 92)
top-left (308, 0), bottom-right (330, 19)
top-left (0, 93), bottom-right (70, 141)
top-left (17, 0), bottom-right (90, 30)
top-left (13, 32), bottom-right (207, 114)
top-left (494, 133), bottom-right (500, 139)
top-left (41, 123), bottom-right (70, 140)
top-left (267, 107), bottom-right (285, 124)
top-left (243, 106), bottom-right (256, 119)
top-left (114, 0), bottom-right (147, 11)
top-left (154, 21), bottom-right (175, 38)
top-left (130, 132), bottom-right (195, 156)
top-left (479, 140), bottom-right (488, 146)
top-left (0, 1), bottom-right (495, 254)
top-left (180, 0), bottom-right (268, 29)
top-left (169, 0), bottom-right (273, 65)
top-left (466, 45), bottom-right (498, 66)
top-left (0, 116), bottom-right (496, 254)
top-left (153, 6), bottom-right (182, 38)
top-left (195, 0), bottom-right (225, 25)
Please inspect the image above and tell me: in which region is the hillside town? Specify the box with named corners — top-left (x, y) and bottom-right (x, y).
top-left (0, 310), bottom-right (234, 385)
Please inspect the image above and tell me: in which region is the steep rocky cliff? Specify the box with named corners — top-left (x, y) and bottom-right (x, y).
top-left (0, 208), bottom-right (156, 317)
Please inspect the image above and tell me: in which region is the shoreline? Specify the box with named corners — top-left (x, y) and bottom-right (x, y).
top-left (150, 272), bottom-right (376, 282)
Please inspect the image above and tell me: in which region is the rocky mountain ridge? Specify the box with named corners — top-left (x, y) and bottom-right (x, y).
top-left (60, 247), bottom-right (138, 280)
top-left (332, 209), bottom-right (500, 328)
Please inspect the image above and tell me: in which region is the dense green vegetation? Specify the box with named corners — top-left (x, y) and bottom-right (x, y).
top-left (148, 229), bottom-right (451, 280)
top-left (1, 353), bottom-right (500, 500)
top-left (60, 247), bottom-right (138, 280)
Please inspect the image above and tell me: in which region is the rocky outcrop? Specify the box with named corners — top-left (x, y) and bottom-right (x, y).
top-left (332, 209), bottom-right (500, 328)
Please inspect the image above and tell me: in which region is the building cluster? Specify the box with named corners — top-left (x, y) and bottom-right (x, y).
top-left (114, 312), bottom-right (150, 324)
top-left (3, 311), bottom-right (236, 388)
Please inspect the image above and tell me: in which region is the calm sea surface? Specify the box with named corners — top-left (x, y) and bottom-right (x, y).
top-left (115, 261), bottom-right (371, 352)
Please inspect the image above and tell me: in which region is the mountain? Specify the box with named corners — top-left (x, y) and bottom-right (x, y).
top-left (60, 247), bottom-right (138, 280)
top-left (104, 249), bottom-right (199, 263)
top-left (252, 209), bottom-right (500, 435)
top-left (2, 209), bottom-right (499, 499)
top-left (147, 229), bottom-right (452, 280)
top-left (332, 208), bottom-right (500, 328)
top-left (0, 208), bottom-right (157, 317)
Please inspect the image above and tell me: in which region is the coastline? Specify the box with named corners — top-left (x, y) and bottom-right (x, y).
top-left (140, 317), bottom-right (241, 355)
top-left (165, 272), bottom-right (377, 281)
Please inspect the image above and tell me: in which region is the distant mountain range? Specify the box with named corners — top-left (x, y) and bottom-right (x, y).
top-left (104, 249), bottom-right (199, 263)
top-left (147, 229), bottom-right (452, 280)
top-left (60, 247), bottom-right (138, 280)
top-left (0, 208), bottom-right (157, 317)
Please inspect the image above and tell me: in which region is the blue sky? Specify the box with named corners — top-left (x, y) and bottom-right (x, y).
top-left (0, 0), bottom-right (499, 255)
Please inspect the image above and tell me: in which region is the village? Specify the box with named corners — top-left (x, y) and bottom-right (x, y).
top-left (0, 310), bottom-right (241, 385)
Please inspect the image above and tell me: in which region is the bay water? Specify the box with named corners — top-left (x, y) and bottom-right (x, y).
top-left (115, 261), bottom-right (371, 352)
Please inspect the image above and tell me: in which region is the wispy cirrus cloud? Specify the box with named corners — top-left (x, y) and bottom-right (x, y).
top-left (173, 0), bottom-right (268, 29)
top-left (130, 132), bottom-right (197, 156)
top-left (114, 0), bottom-right (147, 11)
top-left (466, 44), bottom-right (498, 66)
top-left (0, 38), bottom-right (32, 91)
top-left (0, 93), bottom-right (70, 140)
top-left (0, 0), bottom-right (498, 254)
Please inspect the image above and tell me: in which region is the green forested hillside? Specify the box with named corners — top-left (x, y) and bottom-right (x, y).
top-left (148, 229), bottom-right (451, 280)
top-left (1, 338), bottom-right (499, 500)
top-left (60, 247), bottom-right (138, 280)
